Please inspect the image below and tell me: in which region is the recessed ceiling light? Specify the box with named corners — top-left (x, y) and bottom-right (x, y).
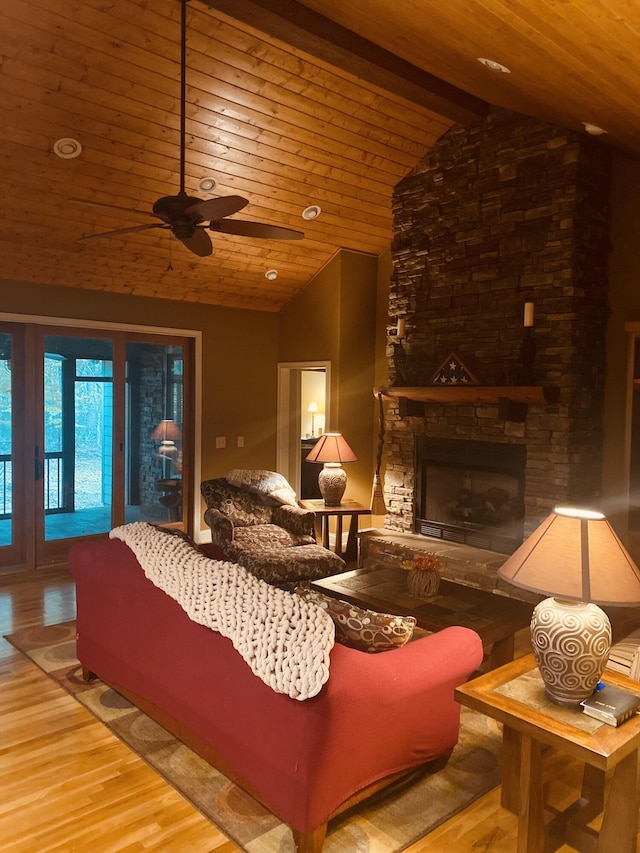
top-left (265, 269), bottom-right (278, 281)
top-left (53, 138), bottom-right (82, 159)
top-left (198, 176), bottom-right (217, 192)
top-left (477, 57), bottom-right (511, 74)
top-left (302, 205), bottom-right (321, 220)
top-left (582, 122), bottom-right (608, 136)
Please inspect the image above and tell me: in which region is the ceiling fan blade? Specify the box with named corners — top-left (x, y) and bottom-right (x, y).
top-left (79, 223), bottom-right (168, 241)
top-left (176, 227), bottom-right (213, 257)
top-left (209, 220), bottom-right (305, 240)
top-left (185, 195), bottom-right (249, 221)
top-left (71, 199), bottom-right (153, 218)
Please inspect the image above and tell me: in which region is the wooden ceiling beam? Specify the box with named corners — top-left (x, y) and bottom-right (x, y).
top-left (200, 0), bottom-right (489, 126)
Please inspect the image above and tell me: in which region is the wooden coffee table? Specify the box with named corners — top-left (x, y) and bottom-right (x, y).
top-left (311, 565), bottom-right (533, 670)
top-left (455, 654), bottom-right (640, 852)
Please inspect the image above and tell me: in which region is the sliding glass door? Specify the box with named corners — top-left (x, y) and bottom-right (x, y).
top-left (0, 322), bottom-right (193, 572)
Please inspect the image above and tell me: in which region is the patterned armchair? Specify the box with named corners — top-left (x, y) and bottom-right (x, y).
top-left (200, 473), bottom-right (346, 585)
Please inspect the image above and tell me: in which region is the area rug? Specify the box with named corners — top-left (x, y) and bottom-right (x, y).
top-left (6, 622), bottom-right (502, 852)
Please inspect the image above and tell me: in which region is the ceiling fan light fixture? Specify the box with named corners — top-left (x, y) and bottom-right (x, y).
top-left (53, 138), bottom-right (82, 159)
top-left (198, 176), bottom-right (217, 192)
top-left (265, 269), bottom-right (278, 281)
top-left (477, 57), bottom-right (511, 74)
top-left (302, 205), bottom-right (321, 220)
top-left (582, 122), bottom-right (608, 136)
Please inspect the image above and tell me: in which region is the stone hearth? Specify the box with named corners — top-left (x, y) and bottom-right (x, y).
top-left (359, 529), bottom-right (539, 603)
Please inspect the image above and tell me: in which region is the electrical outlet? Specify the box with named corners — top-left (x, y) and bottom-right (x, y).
top-left (237, 436), bottom-right (244, 448)
top-left (215, 436), bottom-right (226, 449)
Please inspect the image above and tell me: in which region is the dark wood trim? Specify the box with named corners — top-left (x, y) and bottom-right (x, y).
top-left (201, 0), bottom-right (489, 125)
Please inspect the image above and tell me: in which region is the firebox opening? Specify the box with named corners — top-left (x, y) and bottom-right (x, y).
top-left (415, 438), bottom-right (526, 554)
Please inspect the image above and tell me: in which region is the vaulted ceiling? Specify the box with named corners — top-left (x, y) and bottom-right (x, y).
top-left (3, 0), bottom-right (640, 312)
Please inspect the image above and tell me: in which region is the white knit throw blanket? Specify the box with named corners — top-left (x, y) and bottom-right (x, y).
top-left (109, 523), bottom-right (334, 700)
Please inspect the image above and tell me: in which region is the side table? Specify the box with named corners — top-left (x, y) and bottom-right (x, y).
top-left (455, 654), bottom-right (640, 853)
top-left (300, 499), bottom-right (371, 563)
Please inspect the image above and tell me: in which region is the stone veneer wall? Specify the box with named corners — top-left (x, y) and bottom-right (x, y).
top-left (384, 108), bottom-right (612, 540)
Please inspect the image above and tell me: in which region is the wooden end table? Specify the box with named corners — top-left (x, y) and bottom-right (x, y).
top-left (300, 499), bottom-right (371, 563)
top-left (455, 654), bottom-right (640, 852)
top-left (310, 566), bottom-right (533, 670)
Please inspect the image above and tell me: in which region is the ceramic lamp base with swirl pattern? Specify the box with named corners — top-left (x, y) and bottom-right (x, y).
top-left (318, 464), bottom-right (347, 506)
top-left (530, 597), bottom-right (612, 708)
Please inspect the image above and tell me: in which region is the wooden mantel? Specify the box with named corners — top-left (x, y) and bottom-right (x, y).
top-left (374, 385), bottom-right (559, 405)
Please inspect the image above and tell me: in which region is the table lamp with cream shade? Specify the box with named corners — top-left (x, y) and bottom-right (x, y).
top-left (304, 433), bottom-right (357, 506)
top-left (498, 506), bottom-right (640, 707)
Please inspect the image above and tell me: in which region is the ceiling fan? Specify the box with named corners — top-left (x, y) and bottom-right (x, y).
top-left (78, 0), bottom-right (304, 257)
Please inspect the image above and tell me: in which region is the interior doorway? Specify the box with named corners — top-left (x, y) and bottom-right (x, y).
top-left (276, 361), bottom-right (330, 499)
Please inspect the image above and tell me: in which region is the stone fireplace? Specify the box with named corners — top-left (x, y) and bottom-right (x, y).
top-left (366, 108), bottom-right (613, 587)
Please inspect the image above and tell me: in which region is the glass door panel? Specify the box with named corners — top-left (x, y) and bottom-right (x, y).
top-left (125, 342), bottom-right (184, 525)
top-left (43, 336), bottom-right (114, 542)
top-left (0, 333), bottom-right (13, 548)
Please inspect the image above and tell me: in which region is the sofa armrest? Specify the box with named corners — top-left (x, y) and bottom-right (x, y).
top-left (203, 507), bottom-right (233, 547)
top-left (272, 503), bottom-right (316, 539)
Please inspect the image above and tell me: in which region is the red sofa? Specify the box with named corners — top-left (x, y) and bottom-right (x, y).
top-left (69, 537), bottom-right (483, 853)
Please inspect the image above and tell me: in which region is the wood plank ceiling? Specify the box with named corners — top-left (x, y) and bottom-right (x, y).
top-left (2, 0), bottom-right (640, 312)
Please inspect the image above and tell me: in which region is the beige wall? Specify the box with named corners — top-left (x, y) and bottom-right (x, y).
top-left (278, 251), bottom-right (379, 507)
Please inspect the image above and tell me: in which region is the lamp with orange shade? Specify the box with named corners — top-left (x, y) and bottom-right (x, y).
top-left (305, 432), bottom-right (357, 506)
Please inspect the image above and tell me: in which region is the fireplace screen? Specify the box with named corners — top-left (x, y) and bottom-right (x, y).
top-left (415, 438), bottom-right (526, 554)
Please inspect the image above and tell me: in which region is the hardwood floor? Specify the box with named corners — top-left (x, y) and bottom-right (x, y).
top-left (0, 569), bottom-right (630, 852)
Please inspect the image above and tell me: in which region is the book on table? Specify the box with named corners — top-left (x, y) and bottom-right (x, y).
top-left (580, 683), bottom-right (640, 727)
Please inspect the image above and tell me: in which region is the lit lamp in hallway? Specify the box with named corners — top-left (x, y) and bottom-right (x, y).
top-left (305, 432), bottom-right (357, 506)
top-left (498, 506), bottom-right (640, 707)
top-left (307, 401), bottom-right (319, 437)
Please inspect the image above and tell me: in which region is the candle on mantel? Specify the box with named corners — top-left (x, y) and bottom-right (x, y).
top-left (524, 302), bottom-right (535, 328)
top-left (397, 318), bottom-right (406, 338)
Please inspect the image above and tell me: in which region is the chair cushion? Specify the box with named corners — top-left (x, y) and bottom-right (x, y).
top-left (227, 542), bottom-right (345, 584)
top-left (297, 588), bottom-right (416, 653)
top-left (233, 524), bottom-right (304, 549)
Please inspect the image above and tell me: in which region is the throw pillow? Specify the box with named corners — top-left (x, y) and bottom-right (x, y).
top-left (296, 588), bottom-right (416, 653)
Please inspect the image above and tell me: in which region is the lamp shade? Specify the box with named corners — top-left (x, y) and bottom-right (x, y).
top-left (498, 506), bottom-right (640, 606)
top-left (151, 419), bottom-right (182, 442)
top-left (305, 433), bottom-right (357, 465)
top-left (307, 401), bottom-right (319, 414)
